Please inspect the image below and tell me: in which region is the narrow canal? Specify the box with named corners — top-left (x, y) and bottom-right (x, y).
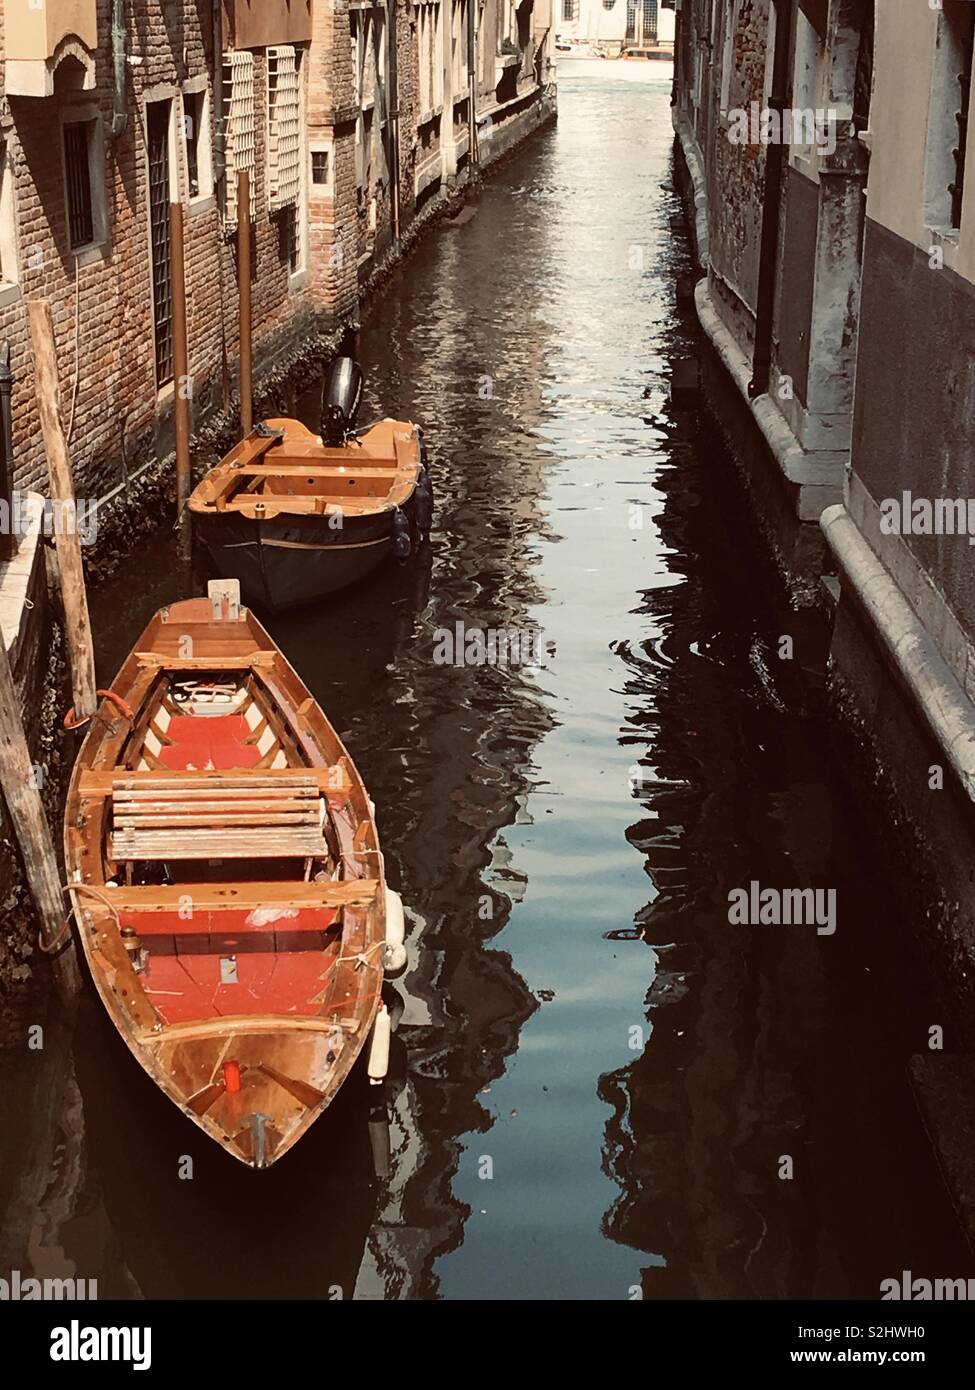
top-left (3, 59), bottom-right (973, 1301)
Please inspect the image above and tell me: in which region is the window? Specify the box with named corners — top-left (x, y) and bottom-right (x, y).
top-left (63, 120), bottom-right (95, 249)
top-left (312, 149), bottom-right (330, 185)
top-left (925, 2), bottom-right (975, 231)
top-left (561, 0), bottom-right (579, 22)
top-left (185, 92), bottom-right (202, 195)
top-left (418, 5), bottom-right (441, 117)
top-left (719, 2), bottom-right (737, 112)
top-left (0, 141), bottom-right (18, 287)
top-left (626, 0), bottom-right (658, 47)
top-left (146, 100), bottom-right (175, 387)
top-left (278, 204), bottom-right (300, 274)
top-left (267, 46), bottom-right (301, 210)
top-left (351, 15), bottom-right (362, 107)
top-left (271, 48), bottom-right (305, 277)
top-left (222, 50), bottom-right (256, 225)
top-left (182, 87), bottom-right (212, 200)
top-left (433, 6), bottom-right (444, 109)
top-left (852, 1), bottom-right (874, 134)
top-left (418, 10), bottom-right (428, 114)
top-left (453, 0), bottom-right (469, 88)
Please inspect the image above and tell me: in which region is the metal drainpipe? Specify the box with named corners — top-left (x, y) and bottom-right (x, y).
top-left (212, 0), bottom-right (226, 194)
top-left (748, 0), bottom-right (795, 399)
top-left (111, 0), bottom-right (128, 138)
top-left (468, 0), bottom-right (479, 168)
top-left (388, 0), bottom-right (401, 244)
top-left (0, 343), bottom-right (14, 563)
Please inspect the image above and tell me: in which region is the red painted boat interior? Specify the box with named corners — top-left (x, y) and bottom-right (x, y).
top-left (120, 705), bottom-right (341, 1026)
top-left (141, 944), bottom-right (339, 1025)
top-left (158, 714), bottom-right (262, 771)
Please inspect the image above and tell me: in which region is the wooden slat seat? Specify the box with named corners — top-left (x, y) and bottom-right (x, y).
top-left (107, 771), bottom-right (333, 861)
top-left (79, 767), bottom-right (352, 799)
top-left (99, 879), bottom-right (378, 912)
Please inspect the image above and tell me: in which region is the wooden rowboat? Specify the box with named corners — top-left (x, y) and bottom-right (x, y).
top-left (64, 582), bottom-right (394, 1169)
top-left (188, 417), bottom-right (432, 611)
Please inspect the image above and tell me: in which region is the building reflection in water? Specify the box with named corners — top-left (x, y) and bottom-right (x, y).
top-left (598, 383), bottom-right (974, 1299)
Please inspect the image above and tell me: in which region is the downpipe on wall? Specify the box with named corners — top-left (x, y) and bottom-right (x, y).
top-left (469, 0), bottom-right (479, 168)
top-left (110, 0), bottom-right (127, 138)
top-left (748, 0), bottom-right (795, 399)
top-left (387, 0), bottom-right (401, 245)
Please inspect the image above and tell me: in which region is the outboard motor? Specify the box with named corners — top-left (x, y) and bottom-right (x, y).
top-left (320, 356), bottom-right (363, 447)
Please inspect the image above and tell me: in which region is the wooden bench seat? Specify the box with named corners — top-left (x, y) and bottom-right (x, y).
top-left (104, 771), bottom-right (337, 862)
top-left (102, 878), bottom-right (378, 937)
top-left (79, 767), bottom-right (352, 799)
top-left (99, 879), bottom-right (378, 912)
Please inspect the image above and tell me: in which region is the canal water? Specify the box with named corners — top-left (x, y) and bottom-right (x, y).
top-left (3, 58), bottom-right (973, 1301)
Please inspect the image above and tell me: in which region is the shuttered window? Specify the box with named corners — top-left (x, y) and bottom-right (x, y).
top-left (267, 46), bottom-right (301, 210)
top-left (222, 50), bottom-right (256, 225)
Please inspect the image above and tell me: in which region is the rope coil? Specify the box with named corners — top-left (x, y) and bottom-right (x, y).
top-left (37, 916), bottom-right (73, 956)
top-left (63, 689), bottom-right (135, 731)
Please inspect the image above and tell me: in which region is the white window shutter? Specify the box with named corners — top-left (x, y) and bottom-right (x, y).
top-left (267, 45), bottom-right (301, 211)
top-left (222, 50), bottom-right (256, 226)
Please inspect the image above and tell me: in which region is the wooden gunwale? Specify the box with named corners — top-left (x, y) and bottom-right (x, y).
top-left (63, 597), bottom-right (386, 1167)
top-left (188, 417), bottom-right (422, 523)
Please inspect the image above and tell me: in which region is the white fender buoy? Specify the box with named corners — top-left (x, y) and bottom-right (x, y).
top-left (367, 1004), bottom-right (391, 1085)
top-left (382, 887), bottom-right (407, 974)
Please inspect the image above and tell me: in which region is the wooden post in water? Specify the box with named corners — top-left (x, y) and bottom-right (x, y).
top-left (170, 203), bottom-right (191, 563)
top-left (26, 299), bottom-right (97, 723)
top-left (0, 634), bottom-right (81, 994)
top-left (171, 202), bottom-right (191, 521)
top-left (237, 170), bottom-right (253, 438)
top-left (0, 343), bottom-right (14, 563)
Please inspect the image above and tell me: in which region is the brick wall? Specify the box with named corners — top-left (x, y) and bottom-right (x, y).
top-left (0, 0), bottom-right (555, 512)
top-left (0, 1), bottom-right (334, 504)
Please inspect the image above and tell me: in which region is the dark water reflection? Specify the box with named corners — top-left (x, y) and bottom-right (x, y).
top-left (2, 60), bottom-right (972, 1300)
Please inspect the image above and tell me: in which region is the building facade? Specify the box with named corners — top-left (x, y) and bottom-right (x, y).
top-left (673, 1), bottom-right (975, 1006)
top-left (0, 0), bottom-right (556, 508)
top-left (557, 0), bottom-right (675, 56)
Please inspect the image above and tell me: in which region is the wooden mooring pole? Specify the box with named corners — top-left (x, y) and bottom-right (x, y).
top-left (26, 299), bottom-right (97, 723)
top-left (0, 342), bottom-right (14, 563)
top-left (0, 634), bottom-right (81, 994)
top-left (237, 170), bottom-right (253, 438)
top-left (171, 201), bottom-right (191, 522)
top-left (170, 203), bottom-right (192, 562)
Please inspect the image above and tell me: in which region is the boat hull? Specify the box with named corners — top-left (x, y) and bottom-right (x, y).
top-left (187, 416), bottom-right (430, 611)
top-left (63, 596), bottom-right (388, 1168)
top-left (194, 509), bottom-right (399, 611)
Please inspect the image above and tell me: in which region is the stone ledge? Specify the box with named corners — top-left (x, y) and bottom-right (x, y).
top-left (0, 491), bottom-right (49, 711)
top-left (672, 108), bottom-right (710, 267)
top-left (821, 502), bottom-right (975, 802)
top-left (694, 279), bottom-right (845, 518)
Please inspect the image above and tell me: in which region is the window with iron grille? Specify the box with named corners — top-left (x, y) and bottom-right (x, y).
top-left (852, 1), bottom-right (874, 134)
top-left (222, 50), bottom-right (256, 225)
top-left (267, 46), bottom-right (301, 211)
top-left (147, 100), bottom-right (174, 387)
top-left (63, 121), bottom-right (94, 249)
top-left (951, 7), bottom-right (975, 228)
top-left (626, 0), bottom-right (658, 46)
top-left (925, 2), bottom-right (975, 231)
